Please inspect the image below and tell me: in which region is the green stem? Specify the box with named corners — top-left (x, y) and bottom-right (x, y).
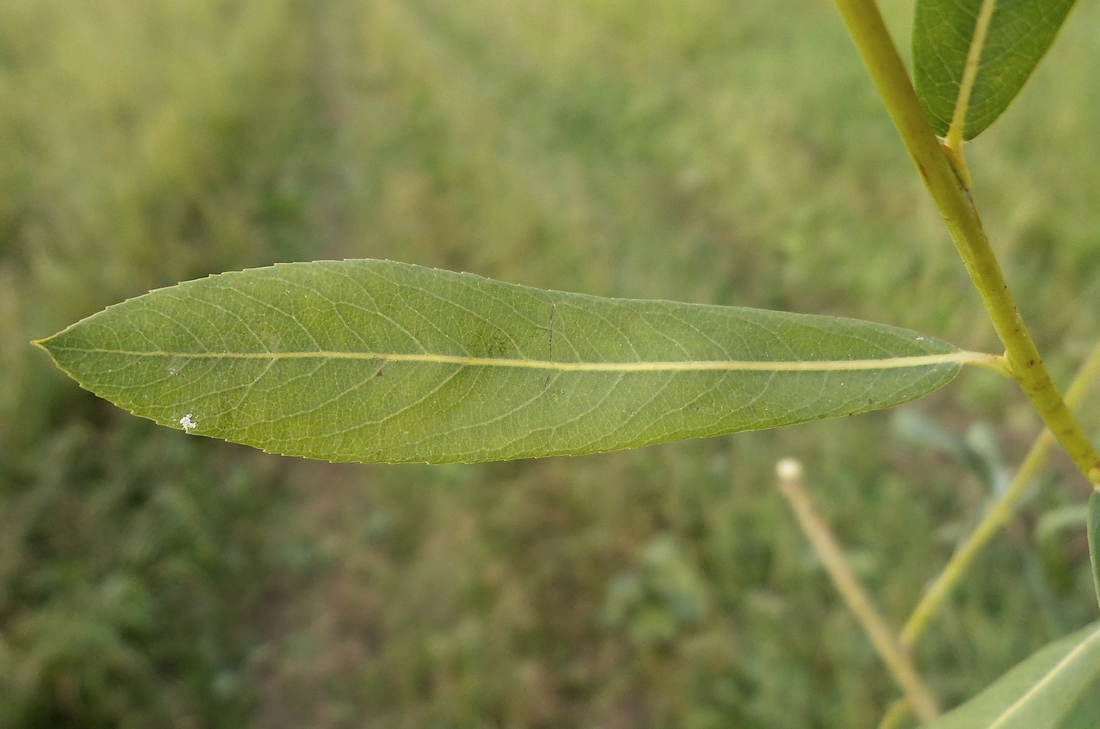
top-left (831, 0), bottom-right (1100, 488)
top-left (901, 340), bottom-right (1100, 647)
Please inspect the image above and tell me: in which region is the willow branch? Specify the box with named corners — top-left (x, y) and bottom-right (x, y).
top-left (831, 0), bottom-right (1100, 488)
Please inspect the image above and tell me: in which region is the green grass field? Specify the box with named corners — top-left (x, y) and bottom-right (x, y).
top-left (3, 0), bottom-right (1100, 726)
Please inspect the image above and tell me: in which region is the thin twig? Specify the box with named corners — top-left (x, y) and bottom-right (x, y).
top-left (776, 459), bottom-right (941, 724)
top-left (875, 698), bottom-right (911, 729)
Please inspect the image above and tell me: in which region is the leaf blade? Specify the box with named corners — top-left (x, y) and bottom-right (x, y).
top-left (913, 0), bottom-right (1077, 140)
top-left (39, 260), bottom-right (965, 463)
top-left (1088, 492), bottom-right (1100, 611)
top-left (925, 622), bottom-right (1100, 729)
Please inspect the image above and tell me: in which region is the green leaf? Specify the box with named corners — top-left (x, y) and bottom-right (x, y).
top-left (913, 0), bottom-right (1077, 140)
top-left (1088, 492), bottom-right (1100, 611)
top-left (926, 622), bottom-right (1100, 729)
top-left (37, 260), bottom-right (968, 464)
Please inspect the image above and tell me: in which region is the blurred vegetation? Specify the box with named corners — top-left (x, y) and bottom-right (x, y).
top-left (2, 0), bottom-right (1100, 727)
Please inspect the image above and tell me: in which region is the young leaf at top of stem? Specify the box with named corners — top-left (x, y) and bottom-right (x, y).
top-left (923, 622), bottom-right (1100, 729)
top-left (913, 0), bottom-right (1077, 143)
top-left (34, 260), bottom-right (988, 464)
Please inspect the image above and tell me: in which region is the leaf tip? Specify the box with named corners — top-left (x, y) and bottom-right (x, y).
top-left (31, 333), bottom-right (63, 359)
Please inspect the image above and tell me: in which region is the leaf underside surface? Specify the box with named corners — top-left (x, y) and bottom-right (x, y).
top-left (38, 260), bottom-right (962, 464)
top-left (925, 622), bottom-right (1100, 729)
top-left (913, 0), bottom-right (1076, 140)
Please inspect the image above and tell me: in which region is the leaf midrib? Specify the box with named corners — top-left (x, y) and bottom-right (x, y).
top-left (43, 346), bottom-right (987, 373)
top-left (947, 0), bottom-right (998, 145)
top-left (986, 625), bottom-right (1100, 729)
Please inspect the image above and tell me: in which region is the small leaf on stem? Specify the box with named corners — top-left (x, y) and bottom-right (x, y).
top-left (913, 0), bottom-right (1077, 141)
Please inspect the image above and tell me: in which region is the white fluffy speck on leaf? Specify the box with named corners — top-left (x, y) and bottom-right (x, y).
top-left (180, 414), bottom-right (198, 432)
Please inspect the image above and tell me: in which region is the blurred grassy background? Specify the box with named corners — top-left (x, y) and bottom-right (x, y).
top-left (3, 0), bottom-right (1100, 726)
